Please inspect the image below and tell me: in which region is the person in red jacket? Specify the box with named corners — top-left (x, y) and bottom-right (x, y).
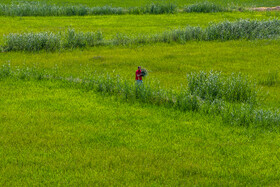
top-left (135, 66), bottom-right (143, 84)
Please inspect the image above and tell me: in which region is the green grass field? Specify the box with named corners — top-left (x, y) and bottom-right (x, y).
top-left (1, 41), bottom-right (280, 107)
top-left (1, 12), bottom-right (279, 37)
top-left (1, 78), bottom-right (280, 186)
top-left (1, 0), bottom-right (280, 185)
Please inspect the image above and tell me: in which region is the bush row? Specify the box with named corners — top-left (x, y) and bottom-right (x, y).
top-left (0, 1), bottom-right (235, 16)
top-left (2, 29), bottom-right (103, 52)
top-left (0, 64), bottom-right (279, 128)
top-left (0, 2), bottom-right (177, 16)
top-left (2, 19), bottom-right (280, 52)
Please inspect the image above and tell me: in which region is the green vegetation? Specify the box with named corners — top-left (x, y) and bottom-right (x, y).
top-left (2, 78), bottom-right (280, 185)
top-left (1, 11), bottom-right (279, 37)
top-left (1, 0), bottom-right (280, 7)
top-left (0, 1), bottom-right (279, 17)
top-left (259, 70), bottom-right (279, 86)
top-left (1, 65), bottom-right (280, 129)
top-left (1, 0), bottom-right (280, 185)
top-left (184, 1), bottom-right (230, 13)
top-left (1, 41), bottom-right (280, 106)
top-left (0, 1), bottom-right (177, 16)
top-left (2, 19), bottom-right (280, 52)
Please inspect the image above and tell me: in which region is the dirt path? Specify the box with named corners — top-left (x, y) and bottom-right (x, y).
top-left (250, 6), bottom-right (280, 11)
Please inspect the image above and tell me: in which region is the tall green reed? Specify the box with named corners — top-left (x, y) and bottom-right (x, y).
top-left (0, 1), bottom-right (177, 16)
top-left (184, 2), bottom-right (229, 13)
top-left (2, 29), bottom-right (103, 52)
top-left (187, 71), bottom-right (257, 103)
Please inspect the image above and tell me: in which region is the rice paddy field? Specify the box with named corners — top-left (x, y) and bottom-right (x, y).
top-left (1, 0), bottom-right (280, 186)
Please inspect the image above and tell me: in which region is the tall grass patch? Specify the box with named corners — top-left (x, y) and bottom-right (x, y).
top-left (129, 3), bottom-right (177, 14)
top-left (3, 32), bottom-right (61, 52)
top-left (184, 2), bottom-right (229, 13)
top-left (187, 71), bottom-right (257, 103)
top-left (2, 29), bottom-right (103, 52)
top-left (0, 1), bottom-right (178, 16)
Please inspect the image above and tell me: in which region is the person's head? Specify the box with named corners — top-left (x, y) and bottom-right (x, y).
top-left (138, 66), bottom-right (141, 70)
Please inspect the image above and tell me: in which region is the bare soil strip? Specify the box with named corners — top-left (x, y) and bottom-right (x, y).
top-left (250, 6), bottom-right (280, 11)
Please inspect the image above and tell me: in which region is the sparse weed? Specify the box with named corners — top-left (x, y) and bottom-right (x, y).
top-left (0, 63), bottom-right (11, 79)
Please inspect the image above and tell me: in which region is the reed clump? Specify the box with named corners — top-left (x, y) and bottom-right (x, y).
top-left (2, 29), bottom-right (103, 52)
top-left (187, 71), bottom-right (257, 103)
top-left (184, 2), bottom-right (229, 13)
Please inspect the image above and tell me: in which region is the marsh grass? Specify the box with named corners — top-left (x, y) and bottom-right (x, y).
top-left (129, 3), bottom-right (177, 14)
top-left (2, 29), bottom-right (103, 52)
top-left (187, 71), bottom-right (257, 103)
top-left (2, 19), bottom-right (280, 52)
top-left (184, 1), bottom-right (229, 13)
top-left (1, 64), bottom-right (279, 128)
top-left (0, 1), bottom-right (178, 16)
top-left (3, 32), bottom-right (61, 52)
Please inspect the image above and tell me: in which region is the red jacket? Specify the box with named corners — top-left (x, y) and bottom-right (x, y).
top-left (135, 70), bottom-right (142, 80)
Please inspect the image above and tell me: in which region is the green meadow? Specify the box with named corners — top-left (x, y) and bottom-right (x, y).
top-left (1, 12), bottom-right (280, 37)
top-left (1, 0), bottom-right (280, 185)
top-left (1, 78), bottom-right (280, 186)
